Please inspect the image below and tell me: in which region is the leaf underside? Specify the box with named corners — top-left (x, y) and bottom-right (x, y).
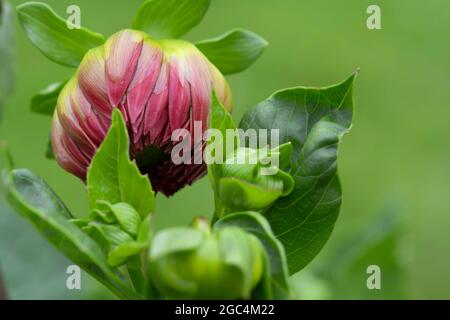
top-left (133, 0), bottom-right (210, 39)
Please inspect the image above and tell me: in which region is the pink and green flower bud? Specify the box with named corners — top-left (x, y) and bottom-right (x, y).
top-left (52, 30), bottom-right (232, 195)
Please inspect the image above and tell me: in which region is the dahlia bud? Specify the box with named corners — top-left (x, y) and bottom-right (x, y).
top-left (149, 218), bottom-right (265, 299)
top-left (215, 144), bottom-right (295, 214)
top-left (52, 30), bottom-right (232, 195)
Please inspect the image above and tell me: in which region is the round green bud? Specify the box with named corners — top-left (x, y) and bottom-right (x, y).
top-left (149, 220), bottom-right (265, 299)
top-left (216, 146), bottom-right (295, 213)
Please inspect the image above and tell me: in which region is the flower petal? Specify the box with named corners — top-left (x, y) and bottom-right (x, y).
top-left (56, 80), bottom-right (97, 155)
top-left (105, 30), bottom-right (144, 107)
top-left (187, 52), bottom-right (212, 132)
top-left (78, 47), bottom-right (111, 116)
top-left (127, 39), bottom-right (164, 146)
top-left (168, 54), bottom-right (191, 131)
top-left (52, 117), bottom-right (88, 179)
top-left (143, 62), bottom-right (169, 145)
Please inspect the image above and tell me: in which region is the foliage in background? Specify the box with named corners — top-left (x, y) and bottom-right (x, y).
top-left (0, 0), bottom-right (14, 120)
top-left (290, 201), bottom-right (407, 299)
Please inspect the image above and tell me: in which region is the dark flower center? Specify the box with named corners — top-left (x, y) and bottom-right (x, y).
top-left (135, 145), bottom-right (206, 197)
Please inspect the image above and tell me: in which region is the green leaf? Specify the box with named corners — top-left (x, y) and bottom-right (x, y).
top-left (215, 146), bottom-right (295, 214)
top-left (215, 211), bottom-right (290, 299)
top-left (31, 81), bottom-right (67, 115)
top-left (107, 202), bottom-right (142, 236)
top-left (45, 137), bottom-right (54, 159)
top-left (79, 221), bottom-right (147, 268)
top-left (207, 92), bottom-right (294, 216)
top-left (206, 90), bottom-right (238, 166)
top-left (137, 215), bottom-right (152, 243)
top-left (81, 220), bottom-right (145, 268)
top-left (150, 227), bottom-right (203, 259)
top-left (0, 141), bottom-right (14, 179)
top-left (240, 72), bottom-right (357, 274)
top-left (87, 109), bottom-right (154, 218)
top-left (83, 222), bottom-right (134, 249)
top-left (0, 1), bottom-right (14, 118)
top-left (196, 29), bottom-right (268, 75)
top-left (17, 2), bottom-right (105, 67)
top-left (108, 242), bottom-right (147, 268)
top-left (217, 177), bottom-right (285, 212)
top-left (133, 0), bottom-right (210, 39)
top-left (207, 91), bottom-right (238, 215)
top-left (216, 227), bottom-right (266, 299)
top-left (0, 164), bottom-right (140, 299)
top-left (273, 142), bottom-right (293, 170)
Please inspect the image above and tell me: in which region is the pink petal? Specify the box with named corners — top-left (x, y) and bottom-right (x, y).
top-left (127, 39), bottom-right (164, 136)
top-left (187, 53), bottom-right (212, 132)
top-left (56, 81), bottom-right (97, 155)
top-left (78, 47), bottom-right (111, 116)
top-left (210, 65), bottom-right (233, 111)
top-left (105, 30), bottom-right (144, 107)
top-left (71, 86), bottom-right (109, 147)
top-left (168, 55), bottom-right (191, 131)
top-left (143, 62), bottom-right (169, 143)
top-left (52, 118), bottom-right (88, 179)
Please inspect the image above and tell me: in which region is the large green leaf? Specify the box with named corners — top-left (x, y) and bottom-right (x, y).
top-left (34, 81), bottom-right (67, 161)
top-left (133, 0), bottom-right (210, 39)
top-left (0, 164), bottom-right (140, 299)
top-left (31, 81), bottom-right (65, 159)
top-left (0, 1), bottom-right (14, 118)
top-left (207, 90), bottom-right (238, 179)
top-left (240, 72), bottom-right (357, 274)
top-left (87, 109), bottom-right (154, 218)
top-left (214, 211), bottom-right (290, 299)
top-left (0, 203), bottom-right (115, 299)
top-left (31, 80), bottom-right (67, 115)
top-left (17, 2), bottom-right (105, 67)
top-left (196, 29), bottom-right (268, 75)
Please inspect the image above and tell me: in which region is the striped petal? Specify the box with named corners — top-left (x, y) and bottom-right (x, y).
top-left (52, 117), bottom-right (88, 179)
top-left (127, 39), bottom-right (164, 146)
top-left (143, 62), bottom-right (169, 145)
top-left (105, 30), bottom-right (144, 107)
top-left (167, 54), bottom-right (191, 132)
top-left (78, 47), bottom-right (111, 116)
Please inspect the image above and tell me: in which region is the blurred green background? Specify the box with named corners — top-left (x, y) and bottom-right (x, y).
top-left (1, 0), bottom-right (450, 299)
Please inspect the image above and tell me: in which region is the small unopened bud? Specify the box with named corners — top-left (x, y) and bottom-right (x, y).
top-left (149, 222), bottom-right (265, 299)
top-left (215, 144), bottom-right (294, 214)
